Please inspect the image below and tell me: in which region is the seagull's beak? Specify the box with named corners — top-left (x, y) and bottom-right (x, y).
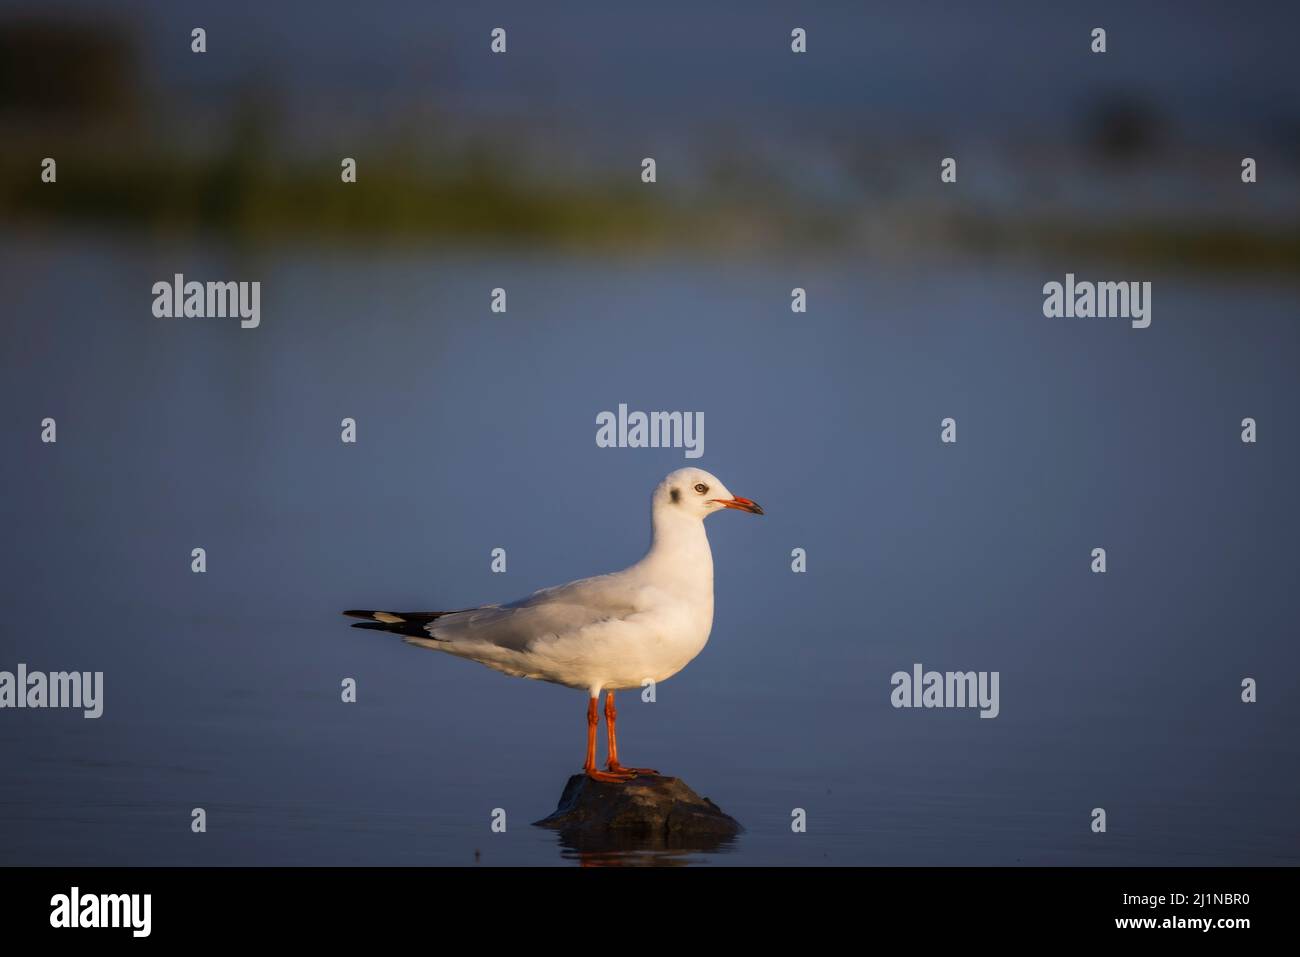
top-left (712, 496), bottom-right (764, 515)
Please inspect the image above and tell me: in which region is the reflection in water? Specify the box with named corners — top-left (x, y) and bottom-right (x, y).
top-left (550, 827), bottom-right (739, 867)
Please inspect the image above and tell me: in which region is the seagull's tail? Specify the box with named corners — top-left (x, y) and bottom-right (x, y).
top-left (342, 609), bottom-right (455, 639)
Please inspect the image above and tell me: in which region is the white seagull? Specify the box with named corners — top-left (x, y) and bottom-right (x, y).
top-left (344, 468), bottom-right (763, 782)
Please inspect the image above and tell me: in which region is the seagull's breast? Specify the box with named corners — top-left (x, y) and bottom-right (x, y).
top-left (589, 585), bottom-right (714, 691)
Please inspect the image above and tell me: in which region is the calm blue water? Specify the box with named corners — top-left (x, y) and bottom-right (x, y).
top-left (2, 234), bottom-right (1298, 865)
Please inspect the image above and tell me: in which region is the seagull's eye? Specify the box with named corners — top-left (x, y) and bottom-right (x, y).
top-left (694, 483), bottom-right (708, 494)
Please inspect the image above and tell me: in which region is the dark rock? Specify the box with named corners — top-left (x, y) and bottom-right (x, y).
top-left (533, 774), bottom-right (742, 853)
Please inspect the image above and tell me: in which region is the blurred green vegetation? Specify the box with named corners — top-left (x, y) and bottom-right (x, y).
top-left (1, 149), bottom-right (672, 248)
top-left (3, 137), bottom-right (1297, 274)
top-left (3, 147), bottom-right (1295, 272)
top-left (1, 17), bottom-right (1296, 272)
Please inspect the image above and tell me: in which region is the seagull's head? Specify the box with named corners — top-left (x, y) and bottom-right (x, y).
top-left (654, 468), bottom-right (763, 520)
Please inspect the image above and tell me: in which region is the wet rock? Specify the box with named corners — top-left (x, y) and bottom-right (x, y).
top-left (533, 774), bottom-right (742, 846)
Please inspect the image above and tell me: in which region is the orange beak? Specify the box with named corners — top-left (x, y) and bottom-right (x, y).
top-left (711, 496), bottom-right (764, 515)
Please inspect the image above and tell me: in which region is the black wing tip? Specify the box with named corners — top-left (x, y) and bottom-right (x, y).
top-left (342, 609), bottom-right (459, 639)
top-left (342, 609), bottom-right (459, 620)
top-left (349, 619), bottom-right (445, 639)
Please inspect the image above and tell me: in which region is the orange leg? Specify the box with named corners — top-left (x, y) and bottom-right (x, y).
top-left (584, 696), bottom-right (634, 782)
top-left (605, 692), bottom-right (659, 776)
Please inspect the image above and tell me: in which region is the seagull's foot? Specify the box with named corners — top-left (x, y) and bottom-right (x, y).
top-left (607, 762), bottom-right (659, 777)
top-left (584, 767), bottom-right (638, 784)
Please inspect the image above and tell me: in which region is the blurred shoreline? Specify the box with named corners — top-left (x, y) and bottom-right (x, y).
top-left (2, 12), bottom-right (1297, 274)
top-left (4, 141), bottom-right (1296, 274)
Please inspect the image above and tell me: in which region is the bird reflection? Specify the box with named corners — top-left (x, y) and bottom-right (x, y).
top-left (552, 828), bottom-right (739, 867)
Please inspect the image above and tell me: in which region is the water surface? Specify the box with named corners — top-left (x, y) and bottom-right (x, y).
top-left (2, 235), bottom-right (1297, 865)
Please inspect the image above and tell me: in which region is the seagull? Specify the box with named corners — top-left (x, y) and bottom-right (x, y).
top-left (344, 467), bottom-right (763, 783)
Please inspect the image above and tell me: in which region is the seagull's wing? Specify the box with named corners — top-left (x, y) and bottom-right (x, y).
top-left (422, 573), bottom-right (648, 653)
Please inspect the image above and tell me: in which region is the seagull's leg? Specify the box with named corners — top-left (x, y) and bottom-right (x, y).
top-left (604, 692), bottom-right (659, 776)
top-left (585, 695), bottom-right (634, 782)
